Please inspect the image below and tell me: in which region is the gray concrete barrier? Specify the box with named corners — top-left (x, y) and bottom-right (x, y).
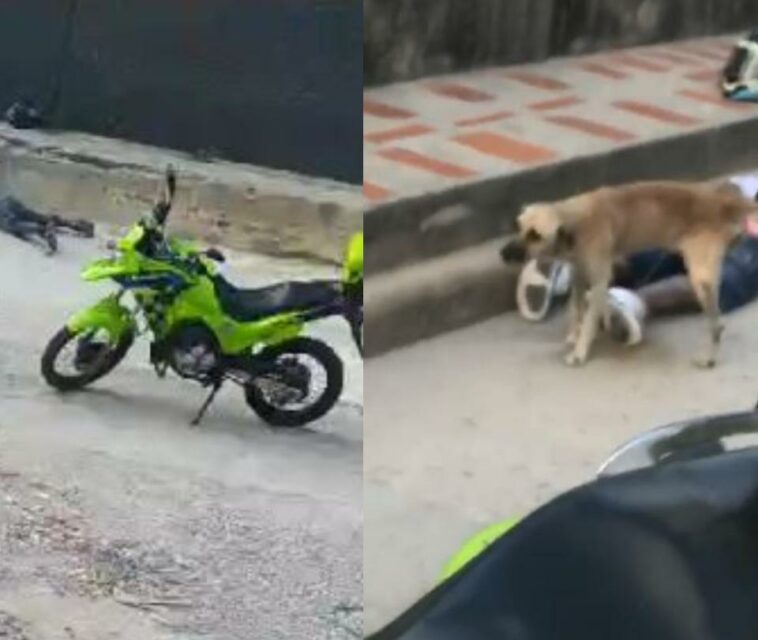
top-left (0, 125), bottom-right (362, 264)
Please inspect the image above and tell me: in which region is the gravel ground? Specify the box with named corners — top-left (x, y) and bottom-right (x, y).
top-left (0, 228), bottom-right (362, 640)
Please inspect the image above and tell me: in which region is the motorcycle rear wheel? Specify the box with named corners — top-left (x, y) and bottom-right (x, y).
top-left (245, 337), bottom-right (343, 428)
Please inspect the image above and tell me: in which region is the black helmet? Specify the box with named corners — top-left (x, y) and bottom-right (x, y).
top-left (4, 99), bottom-right (44, 130)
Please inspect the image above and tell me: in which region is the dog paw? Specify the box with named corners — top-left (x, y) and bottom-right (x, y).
top-left (693, 355), bottom-right (717, 369)
top-left (564, 351), bottom-right (587, 367)
top-left (565, 332), bottom-right (579, 347)
top-left (692, 352), bottom-right (716, 369)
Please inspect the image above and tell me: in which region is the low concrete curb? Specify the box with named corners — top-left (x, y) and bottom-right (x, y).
top-left (0, 124), bottom-right (362, 264)
top-left (366, 115), bottom-right (758, 356)
top-left (367, 117), bottom-right (758, 275)
top-left (366, 239), bottom-right (518, 356)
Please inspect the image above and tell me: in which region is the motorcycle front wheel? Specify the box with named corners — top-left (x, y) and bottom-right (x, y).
top-left (41, 326), bottom-right (134, 392)
top-left (245, 337), bottom-right (344, 428)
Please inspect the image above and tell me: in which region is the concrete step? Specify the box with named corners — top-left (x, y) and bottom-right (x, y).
top-left (364, 33), bottom-right (758, 354)
top-left (365, 113), bottom-right (758, 356)
top-left (366, 239), bottom-right (519, 356)
top-left (366, 114), bottom-right (758, 276)
top-left (364, 34), bottom-right (753, 275)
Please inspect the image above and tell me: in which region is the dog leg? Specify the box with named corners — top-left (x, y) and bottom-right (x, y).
top-left (565, 282), bottom-right (609, 366)
top-left (682, 238), bottom-right (725, 369)
top-left (691, 281), bottom-right (724, 369)
top-left (566, 272), bottom-right (587, 347)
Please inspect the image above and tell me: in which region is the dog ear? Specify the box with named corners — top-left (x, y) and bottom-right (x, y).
top-left (555, 226), bottom-right (575, 251)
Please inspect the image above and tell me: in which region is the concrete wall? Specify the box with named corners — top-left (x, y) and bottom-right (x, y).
top-left (365, 0), bottom-right (758, 86)
top-left (0, 123), bottom-right (363, 264)
top-left (0, 0), bottom-right (362, 184)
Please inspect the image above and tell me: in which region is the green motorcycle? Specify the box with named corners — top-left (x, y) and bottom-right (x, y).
top-left (41, 167), bottom-right (363, 427)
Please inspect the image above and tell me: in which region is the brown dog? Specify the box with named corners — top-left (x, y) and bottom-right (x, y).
top-left (501, 181), bottom-right (757, 367)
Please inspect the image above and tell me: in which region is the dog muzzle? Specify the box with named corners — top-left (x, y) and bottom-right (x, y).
top-left (500, 238), bottom-right (527, 264)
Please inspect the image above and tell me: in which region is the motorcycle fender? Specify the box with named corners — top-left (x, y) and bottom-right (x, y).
top-left (81, 255), bottom-right (143, 281)
top-left (439, 518), bottom-right (520, 583)
top-left (342, 232), bottom-right (363, 286)
top-left (66, 295), bottom-right (136, 343)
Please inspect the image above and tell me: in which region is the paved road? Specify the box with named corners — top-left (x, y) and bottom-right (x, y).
top-left (0, 230), bottom-right (362, 640)
top-left (365, 294), bottom-right (758, 632)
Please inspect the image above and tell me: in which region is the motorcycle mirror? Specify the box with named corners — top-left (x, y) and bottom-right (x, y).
top-left (152, 165), bottom-right (176, 225)
top-left (166, 165), bottom-right (176, 200)
top-left (597, 410), bottom-right (758, 478)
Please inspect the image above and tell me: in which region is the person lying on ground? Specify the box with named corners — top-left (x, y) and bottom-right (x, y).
top-left (511, 175), bottom-right (758, 345)
top-left (0, 196), bottom-right (94, 254)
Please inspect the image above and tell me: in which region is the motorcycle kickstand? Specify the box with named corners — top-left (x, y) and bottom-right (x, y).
top-left (190, 379), bottom-right (223, 427)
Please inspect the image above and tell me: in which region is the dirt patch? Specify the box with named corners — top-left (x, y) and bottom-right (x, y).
top-left (0, 472), bottom-right (200, 634)
top-left (0, 463), bottom-right (361, 639)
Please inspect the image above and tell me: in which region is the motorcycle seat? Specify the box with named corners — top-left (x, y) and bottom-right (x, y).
top-left (370, 447), bottom-right (758, 640)
top-left (213, 276), bottom-right (340, 322)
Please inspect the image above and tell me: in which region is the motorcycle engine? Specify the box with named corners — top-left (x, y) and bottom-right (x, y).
top-left (167, 325), bottom-right (220, 380)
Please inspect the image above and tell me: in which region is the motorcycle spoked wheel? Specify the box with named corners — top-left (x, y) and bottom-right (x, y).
top-left (244, 337), bottom-right (344, 428)
top-left (41, 326), bottom-right (134, 392)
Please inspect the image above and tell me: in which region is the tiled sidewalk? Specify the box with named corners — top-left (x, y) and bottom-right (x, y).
top-left (364, 34), bottom-right (753, 205)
